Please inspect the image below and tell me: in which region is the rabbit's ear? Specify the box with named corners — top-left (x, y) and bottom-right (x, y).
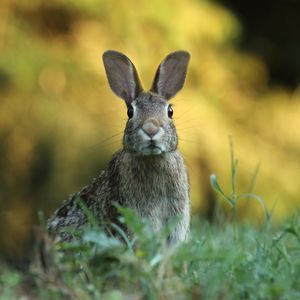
top-left (103, 51), bottom-right (143, 105)
top-left (151, 51), bottom-right (190, 100)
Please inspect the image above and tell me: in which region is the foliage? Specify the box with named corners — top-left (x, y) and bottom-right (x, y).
top-left (1, 211), bottom-right (300, 299)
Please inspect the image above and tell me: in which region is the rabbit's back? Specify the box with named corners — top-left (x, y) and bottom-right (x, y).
top-left (47, 170), bottom-right (113, 240)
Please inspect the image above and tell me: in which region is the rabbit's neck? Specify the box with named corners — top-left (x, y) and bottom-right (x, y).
top-left (120, 149), bottom-right (183, 177)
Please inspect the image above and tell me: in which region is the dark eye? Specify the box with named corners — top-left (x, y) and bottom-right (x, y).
top-left (127, 105), bottom-right (134, 119)
top-left (167, 105), bottom-right (173, 119)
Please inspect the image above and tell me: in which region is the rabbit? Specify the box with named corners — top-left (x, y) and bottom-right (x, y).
top-left (47, 50), bottom-right (191, 245)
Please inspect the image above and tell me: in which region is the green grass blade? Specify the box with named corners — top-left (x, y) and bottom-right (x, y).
top-left (237, 193), bottom-right (270, 221)
top-left (210, 174), bottom-right (233, 206)
top-left (248, 163), bottom-right (261, 193)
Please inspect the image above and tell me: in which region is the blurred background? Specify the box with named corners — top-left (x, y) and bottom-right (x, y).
top-left (1, 0), bottom-right (300, 261)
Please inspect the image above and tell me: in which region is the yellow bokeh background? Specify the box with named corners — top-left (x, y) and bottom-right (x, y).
top-left (1, 0), bottom-right (300, 257)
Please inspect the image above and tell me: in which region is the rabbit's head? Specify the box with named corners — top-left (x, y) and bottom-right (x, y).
top-left (103, 51), bottom-right (190, 156)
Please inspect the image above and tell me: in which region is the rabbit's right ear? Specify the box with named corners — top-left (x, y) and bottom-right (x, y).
top-left (103, 51), bottom-right (143, 105)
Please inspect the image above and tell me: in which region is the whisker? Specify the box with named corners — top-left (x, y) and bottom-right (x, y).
top-left (101, 140), bottom-right (122, 148)
top-left (87, 131), bottom-right (124, 148)
top-left (173, 105), bottom-right (194, 120)
top-left (175, 118), bottom-right (200, 126)
top-left (99, 124), bottom-right (124, 129)
top-left (176, 126), bottom-right (196, 131)
top-left (178, 137), bottom-right (198, 144)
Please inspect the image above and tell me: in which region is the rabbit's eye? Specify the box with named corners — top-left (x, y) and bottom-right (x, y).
top-left (167, 105), bottom-right (173, 119)
top-left (127, 105), bottom-right (134, 119)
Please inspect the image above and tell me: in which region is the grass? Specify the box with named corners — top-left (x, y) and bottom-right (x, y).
top-left (1, 215), bottom-right (300, 300)
top-left (1, 143), bottom-right (300, 299)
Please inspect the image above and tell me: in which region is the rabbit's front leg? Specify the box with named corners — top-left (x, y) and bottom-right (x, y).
top-left (167, 204), bottom-right (190, 246)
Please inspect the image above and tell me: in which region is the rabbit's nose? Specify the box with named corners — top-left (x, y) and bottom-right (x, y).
top-left (142, 118), bottom-right (160, 138)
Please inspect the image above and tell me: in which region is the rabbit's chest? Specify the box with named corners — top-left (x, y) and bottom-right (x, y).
top-left (130, 187), bottom-right (175, 231)
top-left (118, 151), bottom-right (188, 229)
top-left (123, 166), bottom-right (179, 203)
top-left (121, 169), bottom-right (186, 228)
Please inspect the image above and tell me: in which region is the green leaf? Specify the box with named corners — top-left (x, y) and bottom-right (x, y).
top-left (75, 195), bottom-right (99, 227)
top-left (83, 230), bottom-right (122, 249)
top-left (284, 224), bottom-right (300, 241)
top-left (210, 174), bottom-right (233, 206)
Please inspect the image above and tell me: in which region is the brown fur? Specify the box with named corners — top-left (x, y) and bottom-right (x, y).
top-left (48, 51), bottom-right (191, 245)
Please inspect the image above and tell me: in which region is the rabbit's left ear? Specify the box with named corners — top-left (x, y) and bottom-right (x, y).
top-left (151, 51), bottom-right (190, 100)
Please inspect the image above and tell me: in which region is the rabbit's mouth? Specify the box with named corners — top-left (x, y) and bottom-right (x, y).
top-left (141, 142), bottom-right (164, 156)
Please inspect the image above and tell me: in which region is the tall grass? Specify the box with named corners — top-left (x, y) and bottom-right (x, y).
top-left (210, 137), bottom-right (270, 237)
top-left (1, 214), bottom-right (300, 299)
